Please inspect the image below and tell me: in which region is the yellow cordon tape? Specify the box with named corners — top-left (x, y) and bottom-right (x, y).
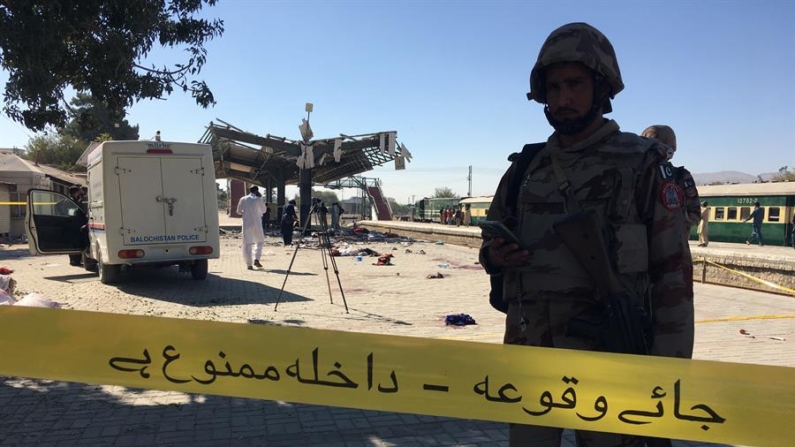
top-left (695, 257), bottom-right (795, 296)
top-left (1, 308), bottom-right (793, 446)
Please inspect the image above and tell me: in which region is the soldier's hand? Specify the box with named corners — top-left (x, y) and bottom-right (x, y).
top-left (488, 238), bottom-right (529, 268)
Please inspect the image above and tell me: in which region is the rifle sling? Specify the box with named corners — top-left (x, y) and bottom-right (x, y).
top-left (549, 152), bottom-right (583, 214)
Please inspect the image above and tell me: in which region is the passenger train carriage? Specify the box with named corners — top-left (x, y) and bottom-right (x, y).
top-left (459, 196), bottom-right (493, 225)
top-left (415, 183), bottom-right (794, 247)
top-left (415, 196), bottom-right (494, 224)
top-left (692, 182), bottom-right (795, 246)
top-left (415, 197), bottom-right (462, 223)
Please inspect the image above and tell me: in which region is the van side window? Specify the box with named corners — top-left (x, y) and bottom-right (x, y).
top-left (714, 207), bottom-right (725, 220)
top-left (727, 207), bottom-right (738, 220)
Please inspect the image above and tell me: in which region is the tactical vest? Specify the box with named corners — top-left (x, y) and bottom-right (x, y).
top-left (506, 131), bottom-right (658, 304)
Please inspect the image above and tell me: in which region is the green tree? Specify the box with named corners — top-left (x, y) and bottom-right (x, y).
top-left (387, 198), bottom-right (409, 215)
top-left (24, 133), bottom-right (86, 172)
top-left (772, 166), bottom-right (795, 182)
top-left (61, 93), bottom-right (140, 142)
top-left (0, 0), bottom-right (224, 131)
top-left (216, 182), bottom-right (228, 208)
top-left (433, 187), bottom-right (456, 198)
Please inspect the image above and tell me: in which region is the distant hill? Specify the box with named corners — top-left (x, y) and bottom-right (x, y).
top-left (692, 171), bottom-right (757, 185)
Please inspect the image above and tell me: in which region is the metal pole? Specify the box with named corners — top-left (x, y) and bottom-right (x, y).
top-left (467, 165), bottom-right (472, 197)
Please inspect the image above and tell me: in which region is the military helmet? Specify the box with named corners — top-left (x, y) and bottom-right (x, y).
top-left (641, 125), bottom-right (677, 150)
top-left (528, 22), bottom-right (624, 110)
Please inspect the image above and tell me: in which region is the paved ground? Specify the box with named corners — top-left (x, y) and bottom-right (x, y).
top-left (0, 215), bottom-right (792, 446)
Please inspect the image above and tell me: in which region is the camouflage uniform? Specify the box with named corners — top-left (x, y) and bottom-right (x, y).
top-left (480, 23), bottom-right (694, 447)
top-left (641, 125), bottom-right (701, 229)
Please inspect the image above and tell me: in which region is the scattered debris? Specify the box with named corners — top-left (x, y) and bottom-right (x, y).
top-left (426, 272), bottom-right (444, 279)
top-left (769, 336), bottom-right (786, 341)
top-left (445, 313), bottom-right (476, 326)
top-left (739, 329), bottom-right (755, 339)
top-left (373, 254), bottom-right (394, 266)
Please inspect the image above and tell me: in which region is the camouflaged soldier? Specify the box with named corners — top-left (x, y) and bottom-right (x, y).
top-left (641, 125), bottom-right (701, 229)
top-left (479, 23), bottom-right (694, 447)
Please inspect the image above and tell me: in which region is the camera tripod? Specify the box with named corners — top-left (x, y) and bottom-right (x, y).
top-left (275, 203), bottom-right (348, 313)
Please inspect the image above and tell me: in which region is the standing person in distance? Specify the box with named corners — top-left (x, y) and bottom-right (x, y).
top-left (319, 201), bottom-right (329, 229)
top-left (697, 201), bottom-right (710, 247)
top-left (744, 202), bottom-right (765, 246)
top-left (480, 22), bottom-right (693, 447)
top-left (56, 185), bottom-right (88, 266)
top-left (262, 202), bottom-right (271, 232)
top-left (236, 186), bottom-right (266, 270)
top-left (791, 210), bottom-right (795, 249)
top-left (281, 199), bottom-right (298, 246)
top-left (331, 202), bottom-right (345, 230)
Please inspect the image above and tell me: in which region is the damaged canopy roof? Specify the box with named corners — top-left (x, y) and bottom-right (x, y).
top-left (199, 120), bottom-right (412, 186)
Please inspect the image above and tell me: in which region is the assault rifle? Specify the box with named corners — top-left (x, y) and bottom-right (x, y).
top-left (552, 209), bottom-right (648, 355)
top-left (553, 210), bottom-right (671, 447)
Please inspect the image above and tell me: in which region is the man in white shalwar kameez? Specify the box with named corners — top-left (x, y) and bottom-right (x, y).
top-left (237, 186), bottom-right (267, 270)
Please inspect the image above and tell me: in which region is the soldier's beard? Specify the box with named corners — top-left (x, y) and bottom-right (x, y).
top-left (544, 103), bottom-right (601, 135)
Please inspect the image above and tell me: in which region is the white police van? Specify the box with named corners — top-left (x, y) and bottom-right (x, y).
top-left (26, 140), bottom-right (220, 284)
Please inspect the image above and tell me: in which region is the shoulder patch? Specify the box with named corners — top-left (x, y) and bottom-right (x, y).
top-left (657, 163), bottom-right (675, 180)
top-left (680, 170), bottom-right (698, 198)
top-left (660, 181), bottom-right (684, 211)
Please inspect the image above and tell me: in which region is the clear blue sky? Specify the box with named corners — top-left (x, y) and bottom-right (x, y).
top-left (2, 0), bottom-right (794, 203)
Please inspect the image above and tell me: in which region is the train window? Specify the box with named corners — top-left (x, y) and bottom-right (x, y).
top-left (714, 207), bottom-right (725, 220)
top-left (727, 207), bottom-right (738, 220)
top-left (740, 207), bottom-right (751, 221)
top-left (768, 207), bottom-right (780, 222)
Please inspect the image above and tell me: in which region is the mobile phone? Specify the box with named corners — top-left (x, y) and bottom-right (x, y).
top-left (478, 221), bottom-right (527, 250)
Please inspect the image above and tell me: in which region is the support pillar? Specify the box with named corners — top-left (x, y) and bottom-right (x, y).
top-left (228, 179), bottom-right (245, 218)
top-left (277, 179), bottom-right (286, 222)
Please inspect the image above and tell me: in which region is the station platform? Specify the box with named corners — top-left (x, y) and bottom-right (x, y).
top-left (358, 219), bottom-right (795, 297)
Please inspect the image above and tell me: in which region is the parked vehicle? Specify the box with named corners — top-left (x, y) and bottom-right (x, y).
top-left (26, 140), bottom-right (220, 284)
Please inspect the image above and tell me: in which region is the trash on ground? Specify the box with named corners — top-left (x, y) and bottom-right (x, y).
top-left (445, 313), bottom-right (476, 326)
top-left (427, 272), bottom-right (444, 279)
top-left (373, 254), bottom-right (394, 266)
top-left (13, 293), bottom-right (61, 309)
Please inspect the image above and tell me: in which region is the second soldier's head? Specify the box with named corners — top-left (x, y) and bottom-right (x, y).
top-left (527, 23), bottom-right (623, 136)
top-left (641, 125), bottom-right (677, 160)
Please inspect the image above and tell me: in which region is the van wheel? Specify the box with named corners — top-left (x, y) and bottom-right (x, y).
top-left (83, 252), bottom-right (98, 272)
top-left (98, 252), bottom-right (120, 284)
top-left (191, 259), bottom-right (208, 280)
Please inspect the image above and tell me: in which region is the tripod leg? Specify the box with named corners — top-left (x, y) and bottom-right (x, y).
top-left (318, 213), bottom-right (350, 314)
top-left (318, 233), bottom-right (333, 304)
top-left (274, 205), bottom-right (315, 311)
top-left (319, 218), bottom-right (348, 313)
top-left (327, 248), bottom-right (348, 313)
